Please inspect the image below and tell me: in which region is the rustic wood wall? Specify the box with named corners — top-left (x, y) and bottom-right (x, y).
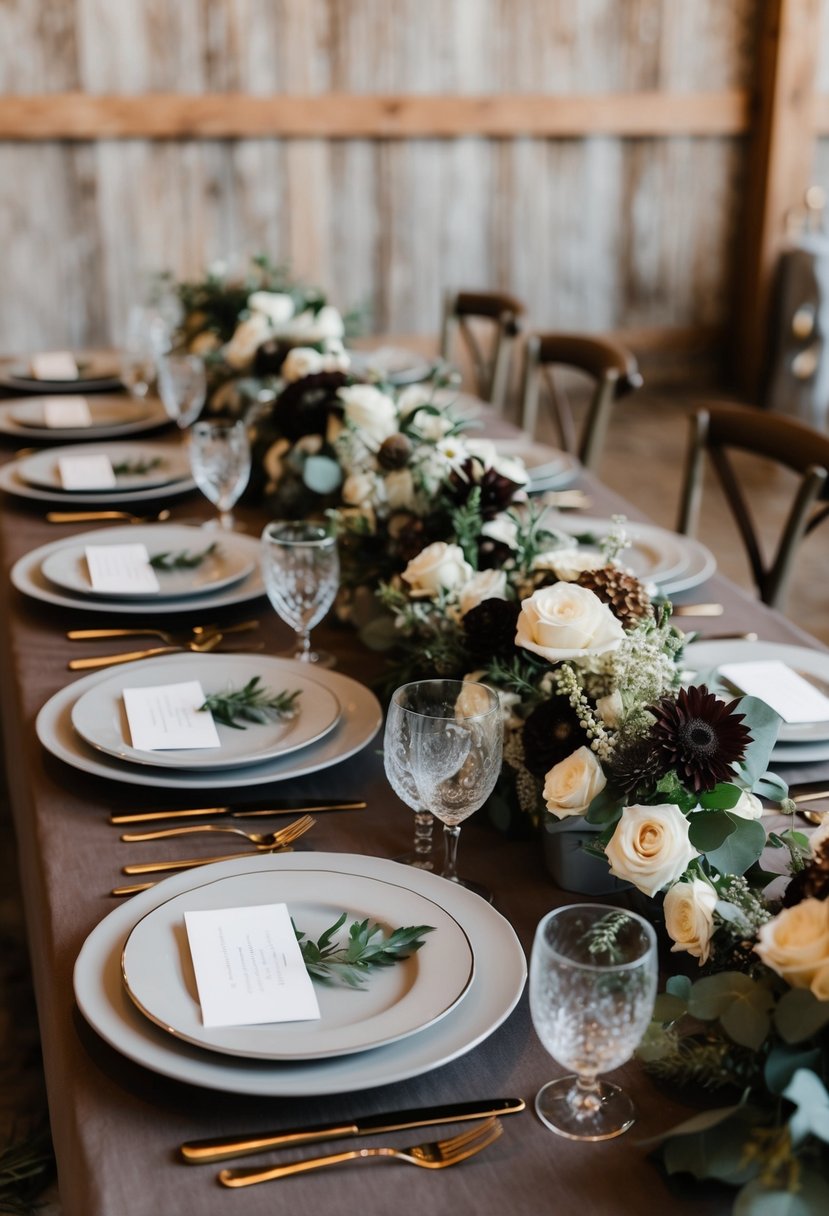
top-left (0, 0), bottom-right (795, 360)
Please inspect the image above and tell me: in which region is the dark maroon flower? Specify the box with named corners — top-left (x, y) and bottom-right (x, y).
top-left (648, 685), bottom-right (751, 793)
top-left (521, 698), bottom-right (589, 778)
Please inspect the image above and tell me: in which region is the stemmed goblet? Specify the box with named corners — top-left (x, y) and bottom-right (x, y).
top-left (383, 679), bottom-right (502, 894)
top-left (188, 419), bottom-right (251, 530)
top-left (529, 903), bottom-right (657, 1141)
top-left (260, 521), bottom-right (340, 666)
top-left (157, 353), bottom-right (206, 428)
top-left (120, 305), bottom-right (170, 400)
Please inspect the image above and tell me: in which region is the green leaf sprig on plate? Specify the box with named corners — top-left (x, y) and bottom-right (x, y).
top-left (111, 456), bottom-right (166, 476)
top-left (294, 913), bottom-right (436, 988)
top-left (149, 542), bottom-right (220, 571)
top-left (199, 675), bottom-right (301, 729)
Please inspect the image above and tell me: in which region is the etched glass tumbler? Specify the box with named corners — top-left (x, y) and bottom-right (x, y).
top-left (157, 353), bottom-right (206, 428)
top-left (260, 521), bottom-right (340, 666)
top-left (529, 904), bottom-right (657, 1141)
top-left (188, 419), bottom-right (251, 530)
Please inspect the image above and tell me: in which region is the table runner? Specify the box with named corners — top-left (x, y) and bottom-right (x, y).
top-left (1, 421), bottom-right (826, 1216)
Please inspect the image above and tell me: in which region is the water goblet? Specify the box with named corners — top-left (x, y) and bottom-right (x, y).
top-left (157, 353), bottom-right (206, 428)
top-left (260, 521), bottom-right (340, 666)
top-left (120, 304), bottom-right (170, 399)
top-left (529, 903), bottom-right (657, 1141)
top-left (188, 419), bottom-right (251, 530)
top-left (383, 679), bottom-right (502, 893)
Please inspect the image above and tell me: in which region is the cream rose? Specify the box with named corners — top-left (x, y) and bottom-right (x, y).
top-left (281, 346), bottom-right (324, 382)
top-left (515, 583), bottom-right (625, 663)
top-left (729, 790), bottom-right (764, 821)
top-left (543, 747), bottom-right (607, 819)
top-left (248, 290), bottom-right (295, 326)
top-left (458, 569), bottom-right (508, 617)
top-left (664, 878), bottom-right (718, 964)
top-left (755, 899), bottom-right (829, 994)
top-left (811, 965), bottom-right (829, 1001)
top-left (401, 542), bottom-right (473, 599)
top-left (223, 313), bottom-right (270, 369)
top-left (338, 385), bottom-right (398, 444)
top-left (605, 803), bottom-right (699, 897)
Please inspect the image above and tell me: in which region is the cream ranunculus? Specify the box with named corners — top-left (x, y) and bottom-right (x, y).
top-left (605, 803), bottom-right (699, 897)
top-left (729, 790), bottom-right (764, 820)
top-left (543, 746), bottom-right (607, 819)
top-left (248, 291), bottom-right (295, 326)
top-left (223, 313), bottom-right (270, 369)
top-left (401, 542), bottom-right (473, 599)
top-left (281, 346), bottom-right (324, 382)
top-left (515, 583), bottom-right (625, 663)
top-left (458, 569), bottom-right (508, 617)
top-left (755, 898), bottom-right (829, 994)
top-left (338, 385), bottom-right (398, 445)
top-left (664, 878), bottom-right (718, 964)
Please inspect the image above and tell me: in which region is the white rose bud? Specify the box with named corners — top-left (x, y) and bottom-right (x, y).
top-left (729, 790), bottom-right (764, 820)
top-left (339, 385), bottom-right (398, 445)
top-left (401, 541), bottom-right (473, 599)
top-left (281, 346), bottom-right (324, 382)
top-left (248, 291), bottom-right (295, 326)
top-left (755, 898), bottom-right (829, 993)
top-left (664, 878), bottom-right (718, 964)
top-left (515, 583), bottom-right (625, 663)
top-left (543, 747), bottom-right (607, 819)
top-left (458, 569), bottom-right (508, 617)
top-left (605, 803), bottom-right (699, 897)
top-left (223, 313), bottom-right (270, 370)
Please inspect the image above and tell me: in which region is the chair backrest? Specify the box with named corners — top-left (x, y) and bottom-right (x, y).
top-left (677, 403), bottom-right (829, 610)
top-left (439, 289), bottom-right (525, 412)
top-left (519, 333), bottom-right (643, 471)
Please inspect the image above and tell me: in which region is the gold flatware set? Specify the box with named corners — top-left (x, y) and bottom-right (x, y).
top-left (46, 507), bottom-right (172, 524)
top-left (65, 619), bottom-right (263, 669)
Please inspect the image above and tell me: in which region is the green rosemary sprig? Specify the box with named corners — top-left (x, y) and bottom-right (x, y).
top-left (581, 910), bottom-right (632, 964)
top-left (199, 676), bottom-right (301, 729)
top-left (149, 542), bottom-right (219, 571)
top-left (111, 456), bottom-right (165, 475)
top-left (294, 913), bottom-right (435, 988)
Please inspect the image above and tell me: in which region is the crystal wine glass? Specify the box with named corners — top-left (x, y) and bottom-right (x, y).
top-left (188, 419), bottom-right (251, 530)
top-left (529, 903), bottom-right (657, 1141)
top-left (260, 521), bottom-right (340, 666)
top-left (383, 679), bottom-right (502, 894)
top-left (157, 353), bottom-right (206, 428)
top-left (120, 305), bottom-right (170, 399)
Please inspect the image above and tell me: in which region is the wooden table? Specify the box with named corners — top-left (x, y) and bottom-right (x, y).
top-left (1, 417), bottom-right (826, 1216)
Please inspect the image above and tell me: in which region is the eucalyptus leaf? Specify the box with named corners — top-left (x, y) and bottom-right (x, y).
top-left (753, 772), bottom-right (789, 803)
top-left (783, 1069), bottom-right (829, 1146)
top-left (774, 988), bottom-right (829, 1043)
top-left (689, 809), bottom-right (737, 852)
top-left (652, 992), bottom-right (687, 1023)
top-left (660, 1106), bottom-right (763, 1185)
top-left (698, 783), bottom-right (743, 811)
top-left (733, 696), bottom-right (782, 786)
top-left (721, 998), bottom-right (771, 1052)
top-left (688, 972), bottom-right (772, 1022)
top-left (639, 1103), bottom-right (741, 1147)
top-left (666, 974), bottom-right (692, 1001)
top-left (764, 1044), bottom-right (822, 1095)
top-left (302, 454), bottom-right (343, 495)
top-left (584, 784), bottom-right (624, 826)
top-left (705, 815), bottom-right (767, 875)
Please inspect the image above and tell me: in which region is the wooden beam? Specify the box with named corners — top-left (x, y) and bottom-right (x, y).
top-left (0, 91), bottom-right (751, 141)
top-left (733, 0), bottom-right (822, 399)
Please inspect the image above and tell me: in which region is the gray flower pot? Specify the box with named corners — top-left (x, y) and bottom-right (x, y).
top-left (542, 816), bottom-right (630, 896)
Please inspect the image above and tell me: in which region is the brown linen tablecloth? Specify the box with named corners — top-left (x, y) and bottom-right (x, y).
top-left (1, 419), bottom-right (827, 1216)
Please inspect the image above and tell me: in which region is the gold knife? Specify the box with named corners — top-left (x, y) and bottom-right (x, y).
top-left (110, 801), bottom-right (366, 825)
top-left (121, 846), bottom-right (297, 875)
top-left (180, 1098), bottom-right (525, 1164)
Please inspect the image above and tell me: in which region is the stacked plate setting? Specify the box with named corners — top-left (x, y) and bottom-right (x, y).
top-left (74, 852), bottom-right (527, 1096)
top-left (552, 515), bottom-right (717, 597)
top-left (0, 350), bottom-right (123, 394)
top-left (0, 394), bottom-right (171, 441)
top-left (0, 440), bottom-right (193, 507)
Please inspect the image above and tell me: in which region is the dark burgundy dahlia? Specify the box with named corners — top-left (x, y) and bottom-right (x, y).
top-left (648, 685), bottom-right (751, 793)
top-left (448, 459), bottom-right (524, 519)
top-left (521, 698), bottom-right (589, 778)
top-left (463, 598), bottom-right (521, 663)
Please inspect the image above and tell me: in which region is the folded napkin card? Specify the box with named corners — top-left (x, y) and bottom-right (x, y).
top-left (719, 660), bottom-right (829, 725)
top-left (184, 903), bottom-right (321, 1028)
top-left (43, 397), bottom-right (92, 428)
top-left (85, 543), bottom-right (160, 594)
top-left (123, 680), bottom-right (221, 750)
top-left (58, 453), bottom-right (116, 490)
top-left (30, 351), bottom-right (78, 380)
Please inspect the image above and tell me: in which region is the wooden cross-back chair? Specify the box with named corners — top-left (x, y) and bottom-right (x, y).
top-left (439, 289), bottom-right (525, 412)
top-left (677, 404), bottom-right (829, 610)
top-left (519, 333), bottom-right (643, 471)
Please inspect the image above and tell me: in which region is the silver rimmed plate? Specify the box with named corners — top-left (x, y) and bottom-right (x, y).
top-left (74, 851), bottom-right (526, 1095)
top-left (0, 460), bottom-right (195, 507)
top-left (11, 528), bottom-right (266, 616)
top-left (71, 654), bottom-right (341, 771)
top-left (346, 346), bottom-right (436, 386)
top-left (0, 396), bottom-right (171, 441)
top-left (0, 351), bottom-right (122, 393)
top-left (497, 437), bottom-right (581, 491)
top-left (552, 515), bottom-right (717, 594)
top-left (122, 867), bottom-right (474, 1060)
top-left (41, 525), bottom-right (254, 601)
top-left (37, 655), bottom-right (382, 790)
top-left (684, 639), bottom-right (829, 748)
top-left (16, 441), bottom-right (189, 494)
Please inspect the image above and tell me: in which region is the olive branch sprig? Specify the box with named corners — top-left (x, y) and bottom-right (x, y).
top-left (149, 542), bottom-right (220, 571)
top-left (199, 676), bottom-right (301, 729)
top-left (294, 913), bottom-right (436, 988)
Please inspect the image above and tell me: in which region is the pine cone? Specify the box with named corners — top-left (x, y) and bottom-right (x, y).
top-left (575, 566), bottom-right (653, 631)
top-left (607, 735), bottom-right (670, 797)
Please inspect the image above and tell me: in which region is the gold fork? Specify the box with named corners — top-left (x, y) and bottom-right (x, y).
top-left (68, 632), bottom-right (224, 670)
top-left (219, 1118), bottom-right (503, 1187)
top-left (119, 814), bottom-right (315, 875)
top-left (67, 620), bottom-right (259, 646)
top-left (46, 508), bottom-right (172, 524)
top-left (120, 820), bottom-right (312, 845)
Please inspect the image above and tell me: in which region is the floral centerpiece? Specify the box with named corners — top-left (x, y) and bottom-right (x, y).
top-left (168, 254), bottom-right (349, 415)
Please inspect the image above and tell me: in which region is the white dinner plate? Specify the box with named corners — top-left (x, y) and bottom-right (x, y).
top-left (122, 867), bottom-right (474, 1060)
top-left (16, 441), bottom-right (190, 494)
top-left (497, 438), bottom-right (581, 490)
top-left (41, 525), bottom-right (255, 601)
top-left (0, 396), bottom-right (171, 441)
top-left (684, 640), bottom-right (829, 748)
top-left (74, 851), bottom-right (526, 1095)
top-left (0, 460), bottom-right (195, 507)
top-left (11, 528), bottom-right (267, 617)
top-left (0, 351), bottom-right (122, 393)
top-left (552, 515), bottom-right (717, 594)
top-left (71, 655), bottom-right (341, 771)
top-left (346, 347), bottom-right (436, 386)
top-left (37, 655), bottom-right (382, 790)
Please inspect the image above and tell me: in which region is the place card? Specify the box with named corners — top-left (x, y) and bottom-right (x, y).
top-left (184, 902), bottom-right (321, 1028)
top-left (122, 679), bottom-right (221, 751)
top-left (30, 350), bottom-right (78, 380)
top-left (719, 660), bottom-right (829, 725)
top-left (42, 397), bottom-right (92, 428)
top-left (58, 453), bottom-right (117, 490)
top-left (85, 543), bottom-right (160, 595)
